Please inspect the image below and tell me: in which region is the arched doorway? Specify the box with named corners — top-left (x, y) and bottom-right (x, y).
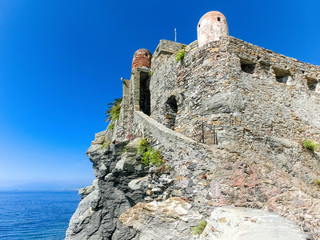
top-left (164, 96), bottom-right (178, 130)
top-left (139, 72), bottom-right (151, 116)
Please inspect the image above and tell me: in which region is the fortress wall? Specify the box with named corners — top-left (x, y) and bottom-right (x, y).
top-left (222, 36), bottom-right (320, 143)
top-left (223, 37), bottom-right (320, 188)
top-left (150, 38), bottom-right (234, 145)
top-left (149, 36), bottom-right (320, 189)
top-left (150, 36), bottom-right (320, 144)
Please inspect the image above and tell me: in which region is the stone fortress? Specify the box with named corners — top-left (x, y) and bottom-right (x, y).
top-left (66, 11), bottom-right (320, 240)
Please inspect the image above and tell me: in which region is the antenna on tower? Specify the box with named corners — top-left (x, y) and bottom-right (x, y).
top-left (174, 28), bottom-right (177, 42)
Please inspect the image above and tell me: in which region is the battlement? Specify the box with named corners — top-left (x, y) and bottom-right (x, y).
top-left (227, 36), bottom-right (320, 92)
top-left (183, 36), bottom-right (320, 91)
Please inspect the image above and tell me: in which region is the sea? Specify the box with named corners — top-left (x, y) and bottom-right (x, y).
top-left (0, 191), bottom-right (80, 240)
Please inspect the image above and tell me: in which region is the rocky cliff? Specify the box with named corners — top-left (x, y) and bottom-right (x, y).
top-left (66, 36), bottom-right (320, 240)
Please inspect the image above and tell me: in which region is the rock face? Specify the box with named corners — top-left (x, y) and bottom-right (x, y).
top-left (66, 35), bottom-right (320, 239)
top-left (119, 197), bottom-right (203, 240)
top-left (66, 140), bottom-right (143, 240)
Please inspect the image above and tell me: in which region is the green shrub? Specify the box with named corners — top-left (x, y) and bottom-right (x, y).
top-left (105, 98), bottom-right (122, 131)
top-left (191, 220), bottom-right (207, 235)
top-left (315, 179), bottom-right (320, 186)
top-left (141, 147), bottom-right (164, 167)
top-left (148, 70), bottom-right (154, 76)
top-left (137, 138), bottom-right (164, 167)
top-left (302, 139), bottom-right (320, 151)
top-left (176, 46), bottom-right (186, 62)
top-left (137, 138), bottom-right (149, 155)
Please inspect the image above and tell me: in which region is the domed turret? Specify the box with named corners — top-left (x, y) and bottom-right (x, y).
top-left (132, 49), bottom-right (152, 71)
top-left (197, 11), bottom-right (229, 48)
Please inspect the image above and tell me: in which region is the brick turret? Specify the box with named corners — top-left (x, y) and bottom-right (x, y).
top-left (132, 49), bottom-right (152, 71)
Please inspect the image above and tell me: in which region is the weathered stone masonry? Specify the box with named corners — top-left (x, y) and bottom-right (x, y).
top-left (67, 11), bottom-right (320, 240)
top-left (115, 33), bottom-right (320, 238)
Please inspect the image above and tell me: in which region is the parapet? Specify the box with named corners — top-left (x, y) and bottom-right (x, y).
top-left (154, 40), bottom-right (184, 57)
top-left (152, 40), bottom-right (185, 69)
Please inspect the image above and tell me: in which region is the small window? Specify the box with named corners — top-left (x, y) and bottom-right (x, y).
top-left (306, 77), bottom-right (318, 91)
top-left (145, 53), bottom-right (148, 57)
top-left (240, 58), bottom-right (256, 74)
top-left (273, 68), bottom-right (291, 84)
top-left (217, 17), bottom-right (221, 21)
top-left (198, 24), bottom-right (200, 27)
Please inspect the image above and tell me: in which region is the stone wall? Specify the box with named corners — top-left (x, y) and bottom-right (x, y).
top-left (130, 111), bottom-right (320, 239)
top-left (149, 36), bottom-right (320, 194)
top-left (150, 36), bottom-right (320, 147)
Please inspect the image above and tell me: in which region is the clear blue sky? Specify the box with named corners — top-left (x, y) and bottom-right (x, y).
top-left (0, 0), bottom-right (319, 190)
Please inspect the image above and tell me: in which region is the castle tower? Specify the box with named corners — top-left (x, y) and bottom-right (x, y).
top-left (131, 49), bottom-right (152, 71)
top-left (197, 11), bottom-right (229, 47)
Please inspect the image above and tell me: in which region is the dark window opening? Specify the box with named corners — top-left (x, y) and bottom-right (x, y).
top-left (198, 24), bottom-right (200, 27)
top-left (273, 68), bottom-right (291, 84)
top-left (164, 96), bottom-right (178, 130)
top-left (306, 77), bottom-right (318, 91)
top-left (217, 17), bottom-right (221, 21)
top-left (240, 58), bottom-right (256, 74)
top-left (139, 72), bottom-right (151, 116)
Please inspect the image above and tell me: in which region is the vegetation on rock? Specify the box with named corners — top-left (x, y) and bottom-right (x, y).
top-left (191, 220), bottom-right (207, 235)
top-left (137, 138), bottom-right (149, 155)
top-left (176, 46), bottom-right (186, 62)
top-left (137, 138), bottom-right (164, 167)
top-left (302, 139), bottom-right (320, 151)
top-left (105, 98), bottom-right (122, 130)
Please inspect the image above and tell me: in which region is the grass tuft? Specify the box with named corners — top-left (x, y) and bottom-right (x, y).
top-left (302, 139), bottom-right (320, 152)
top-left (176, 45), bottom-right (186, 62)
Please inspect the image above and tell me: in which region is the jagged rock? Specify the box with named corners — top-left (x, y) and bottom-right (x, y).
top-left (78, 179), bottom-right (98, 200)
top-left (66, 190), bottom-right (101, 239)
top-left (128, 176), bottom-right (149, 191)
top-left (66, 140), bottom-right (148, 240)
top-left (114, 138), bottom-right (143, 173)
top-left (119, 197), bottom-right (203, 240)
